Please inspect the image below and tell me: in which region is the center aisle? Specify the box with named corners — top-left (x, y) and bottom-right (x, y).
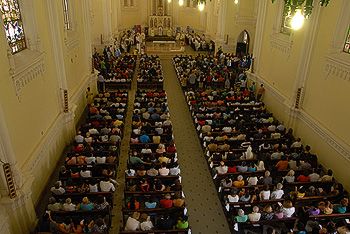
top-left (161, 56), bottom-right (231, 234)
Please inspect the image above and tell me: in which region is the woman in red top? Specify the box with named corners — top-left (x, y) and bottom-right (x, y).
top-left (160, 194), bottom-right (173, 208)
top-left (297, 171), bottom-right (310, 182)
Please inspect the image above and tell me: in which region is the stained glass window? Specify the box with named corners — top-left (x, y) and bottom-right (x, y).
top-left (343, 26), bottom-right (350, 54)
top-left (63, 0), bottom-right (70, 30)
top-left (0, 0), bottom-right (26, 54)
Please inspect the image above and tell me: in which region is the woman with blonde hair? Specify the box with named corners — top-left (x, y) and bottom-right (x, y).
top-left (283, 170), bottom-right (295, 183)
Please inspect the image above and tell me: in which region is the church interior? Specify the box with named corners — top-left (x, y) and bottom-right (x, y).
top-left (0, 0), bottom-right (349, 233)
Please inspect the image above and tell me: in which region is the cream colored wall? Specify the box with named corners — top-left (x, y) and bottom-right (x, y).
top-left (119, 0), bottom-right (148, 30)
top-left (252, 0), bottom-right (350, 189)
top-left (0, 0), bottom-right (95, 232)
top-left (258, 1), bottom-right (304, 100)
top-left (223, 0), bottom-right (257, 53)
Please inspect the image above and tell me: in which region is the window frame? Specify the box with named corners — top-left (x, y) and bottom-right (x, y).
top-left (343, 25), bottom-right (350, 54)
top-left (0, 0), bottom-right (27, 54)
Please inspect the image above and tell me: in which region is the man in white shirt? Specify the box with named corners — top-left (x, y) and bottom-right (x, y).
top-left (159, 163), bottom-right (170, 176)
top-left (100, 178), bottom-right (116, 192)
top-left (124, 212), bottom-right (140, 231)
top-left (216, 161), bottom-right (228, 175)
top-left (291, 138), bottom-right (302, 148)
top-left (169, 162), bottom-right (181, 176)
top-left (50, 182), bottom-right (65, 195)
top-left (62, 198), bottom-right (76, 211)
top-left (248, 206), bottom-right (261, 221)
top-left (80, 167), bottom-right (92, 177)
top-left (271, 183), bottom-right (284, 199)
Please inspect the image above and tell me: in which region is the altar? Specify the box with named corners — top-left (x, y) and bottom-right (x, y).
top-left (148, 0), bottom-right (173, 37)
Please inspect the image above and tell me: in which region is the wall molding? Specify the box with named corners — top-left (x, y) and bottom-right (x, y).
top-left (8, 50), bottom-right (45, 96)
top-left (269, 33), bottom-right (293, 55)
top-left (324, 55), bottom-right (350, 81)
top-left (298, 110), bottom-right (350, 161)
top-left (235, 15), bottom-right (257, 26)
top-left (248, 72), bottom-right (350, 163)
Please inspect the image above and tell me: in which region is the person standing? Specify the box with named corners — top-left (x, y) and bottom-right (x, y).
top-left (97, 73), bottom-right (105, 93)
top-left (257, 83), bottom-right (265, 101)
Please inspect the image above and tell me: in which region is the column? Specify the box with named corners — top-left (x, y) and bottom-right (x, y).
top-left (215, 0), bottom-right (227, 52)
top-left (252, 0), bottom-right (268, 74)
top-left (287, 3), bottom-right (322, 128)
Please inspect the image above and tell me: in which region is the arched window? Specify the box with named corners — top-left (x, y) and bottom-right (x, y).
top-left (0, 0), bottom-right (26, 54)
top-left (344, 26), bottom-right (350, 54)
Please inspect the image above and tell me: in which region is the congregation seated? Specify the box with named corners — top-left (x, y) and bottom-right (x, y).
top-left (137, 55), bottom-right (164, 89)
top-left (121, 90), bottom-right (189, 233)
top-left (172, 59), bottom-right (349, 233)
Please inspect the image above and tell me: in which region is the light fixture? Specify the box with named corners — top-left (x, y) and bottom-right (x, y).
top-left (198, 2), bottom-right (205, 11)
top-left (234, 0), bottom-right (239, 4)
top-left (290, 9), bottom-right (304, 30)
top-left (168, 0), bottom-right (171, 3)
top-left (179, 0), bottom-right (184, 6)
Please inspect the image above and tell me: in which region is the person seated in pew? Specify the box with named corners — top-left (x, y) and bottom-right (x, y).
top-left (128, 197), bottom-right (140, 210)
top-left (309, 168), bottom-right (321, 182)
top-left (77, 182), bottom-right (89, 193)
top-left (59, 166), bottom-right (70, 178)
top-left (156, 143), bottom-right (166, 154)
top-left (271, 183), bottom-right (284, 200)
top-left (158, 153), bottom-right (170, 164)
top-left (91, 218), bottom-right (108, 234)
top-left (261, 204), bottom-right (274, 220)
top-left (282, 200), bottom-right (295, 218)
top-left (234, 209), bottom-right (248, 223)
top-left (176, 215), bottom-right (189, 230)
top-left (100, 177), bottom-right (115, 192)
top-left (333, 198), bottom-right (349, 214)
top-left (140, 213), bottom-right (154, 231)
top-left (228, 189), bottom-right (239, 203)
top-left (160, 193), bottom-right (173, 208)
top-left (78, 197), bottom-right (94, 211)
top-left (259, 185), bottom-right (271, 201)
top-left (46, 211), bottom-right (73, 233)
top-left (159, 162), bottom-right (170, 176)
top-left (139, 179), bottom-right (150, 192)
top-left (47, 197), bottom-right (62, 211)
top-left (216, 161), bottom-right (228, 175)
top-left (157, 214), bottom-right (176, 230)
top-left (319, 169), bottom-right (333, 182)
top-left (297, 171), bottom-right (310, 182)
top-left (62, 198), bottom-right (76, 212)
top-left (173, 192), bottom-right (185, 207)
top-left (255, 160), bottom-right (265, 171)
top-left (153, 179), bottom-right (166, 192)
top-left (169, 162), bottom-right (181, 176)
top-left (141, 144), bottom-right (153, 154)
top-left (233, 175), bottom-right (245, 188)
top-left (102, 168), bottom-right (114, 177)
top-left (271, 148), bottom-right (284, 160)
top-left (80, 165), bottom-right (92, 178)
top-left (248, 206), bottom-right (262, 222)
top-left (222, 177), bottom-right (233, 188)
top-left (247, 175), bottom-right (258, 186)
top-left (237, 162), bottom-right (248, 173)
top-left (144, 193), bottom-right (159, 207)
top-left (51, 181), bottom-right (66, 195)
top-left (298, 160), bottom-right (312, 171)
top-left (247, 162), bottom-right (257, 172)
top-left (146, 163), bottom-right (159, 177)
top-left (318, 200), bottom-right (333, 215)
top-left (240, 190), bottom-right (251, 202)
top-left (283, 170), bottom-right (295, 183)
top-left (124, 212), bottom-right (141, 231)
top-left (139, 131), bottom-right (151, 143)
top-left (291, 138), bottom-right (302, 149)
top-left (260, 170), bottom-right (273, 185)
top-left (75, 131), bottom-right (84, 143)
top-left (275, 156), bottom-right (289, 171)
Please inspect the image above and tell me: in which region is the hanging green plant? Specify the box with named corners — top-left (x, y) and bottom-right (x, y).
top-left (271, 0), bottom-right (331, 18)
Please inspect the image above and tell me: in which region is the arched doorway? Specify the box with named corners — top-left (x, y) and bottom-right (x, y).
top-left (236, 30), bottom-right (250, 55)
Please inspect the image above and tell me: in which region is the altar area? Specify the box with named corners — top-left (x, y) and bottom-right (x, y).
top-left (144, 0), bottom-right (184, 53)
